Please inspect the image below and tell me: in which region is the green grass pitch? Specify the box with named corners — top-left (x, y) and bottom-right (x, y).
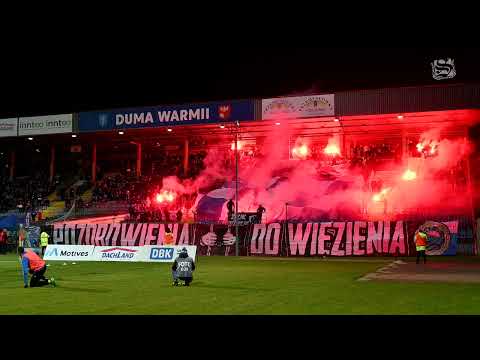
top-left (1, 254), bottom-right (480, 314)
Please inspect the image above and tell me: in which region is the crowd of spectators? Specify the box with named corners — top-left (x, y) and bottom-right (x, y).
top-left (92, 142), bottom-right (400, 218)
top-left (128, 205), bottom-right (185, 223)
top-left (151, 151), bottom-right (207, 179)
top-left (86, 149), bottom-right (209, 219)
top-left (351, 143), bottom-right (402, 167)
top-left (92, 174), bottom-right (183, 204)
top-left (89, 170), bottom-right (197, 222)
top-left (239, 147), bottom-right (263, 165)
top-left (407, 140), bottom-right (434, 158)
top-left (0, 138), bottom-right (467, 221)
top-left (219, 146), bottom-right (264, 170)
top-left (187, 152), bottom-right (207, 178)
top-left (128, 192), bottom-right (196, 223)
top-left (92, 174), bottom-right (130, 202)
top-left (0, 173), bottom-right (53, 213)
top-left (436, 160), bottom-right (468, 192)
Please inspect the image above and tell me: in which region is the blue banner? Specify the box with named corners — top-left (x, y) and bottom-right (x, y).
top-left (0, 214), bottom-right (19, 229)
top-left (78, 100), bottom-right (256, 132)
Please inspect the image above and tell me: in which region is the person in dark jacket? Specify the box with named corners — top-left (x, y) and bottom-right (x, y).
top-left (226, 199), bottom-right (235, 220)
top-left (164, 208), bottom-right (171, 223)
top-left (256, 204), bottom-right (266, 224)
top-left (171, 247), bottom-right (195, 286)
top-left (176, 209), bottom-right (183, 223)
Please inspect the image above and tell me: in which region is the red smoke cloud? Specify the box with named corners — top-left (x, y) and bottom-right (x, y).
top-left (156, 117), bottom-right (474, 221)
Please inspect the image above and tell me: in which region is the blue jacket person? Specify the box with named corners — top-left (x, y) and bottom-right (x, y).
top-left (19, 247), bottom-right (56, 288)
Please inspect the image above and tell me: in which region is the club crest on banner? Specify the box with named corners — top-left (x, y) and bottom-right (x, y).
top-left (416, 221), bottom-right (456, 256)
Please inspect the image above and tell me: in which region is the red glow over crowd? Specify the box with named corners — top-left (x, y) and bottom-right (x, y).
top-left (1, 112), bottom-right (475, 225)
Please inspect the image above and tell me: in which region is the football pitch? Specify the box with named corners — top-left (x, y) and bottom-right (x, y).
top-left (1, 254), bottom-right (480, 315)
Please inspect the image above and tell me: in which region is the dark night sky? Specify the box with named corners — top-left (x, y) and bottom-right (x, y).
top-left (1, 47), bottom-right (479, 118)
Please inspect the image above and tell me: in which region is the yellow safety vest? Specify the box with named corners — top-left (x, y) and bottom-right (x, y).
top-left (40, 232), bottom-right (49, 247)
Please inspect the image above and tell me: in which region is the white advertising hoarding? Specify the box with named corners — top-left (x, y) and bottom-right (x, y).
top-left (44, 245), bottom-right (95, 261)
top-left (43, 245), bottom-right (197, 263)
top-left (18, 114), bottom-right (73, 136)
top-left (92, 246), bottom-right (149, 262)
top-left (262, 94), bottom-right (335, 120)
top-left (144, 245), bottom-right (197, 263)
top-left (0, 118), bottom-right (18, 138)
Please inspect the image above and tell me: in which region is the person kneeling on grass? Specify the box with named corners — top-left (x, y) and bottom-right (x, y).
top-left (18, 247), bottom-right (56, 288)
top-left (172, 247), bottom-right (195, 287)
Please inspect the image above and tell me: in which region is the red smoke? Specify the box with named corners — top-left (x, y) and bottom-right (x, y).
top-left (154, 114), bottom-right (475, 221)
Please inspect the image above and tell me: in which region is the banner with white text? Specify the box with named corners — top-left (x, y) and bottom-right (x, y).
top-left (50, 219), bottom-right (469, 257)
top-left (44, 245), bottom-right (95, 261)
top-left (78, 100), bottom-right (256, 132)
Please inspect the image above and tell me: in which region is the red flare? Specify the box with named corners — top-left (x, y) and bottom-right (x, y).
top-left (402, 169), bottom-right (417, 181)
top-left (155, 190), bottom-right (176, 203)
top-left (324, 143), bottom-right (340, 156)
